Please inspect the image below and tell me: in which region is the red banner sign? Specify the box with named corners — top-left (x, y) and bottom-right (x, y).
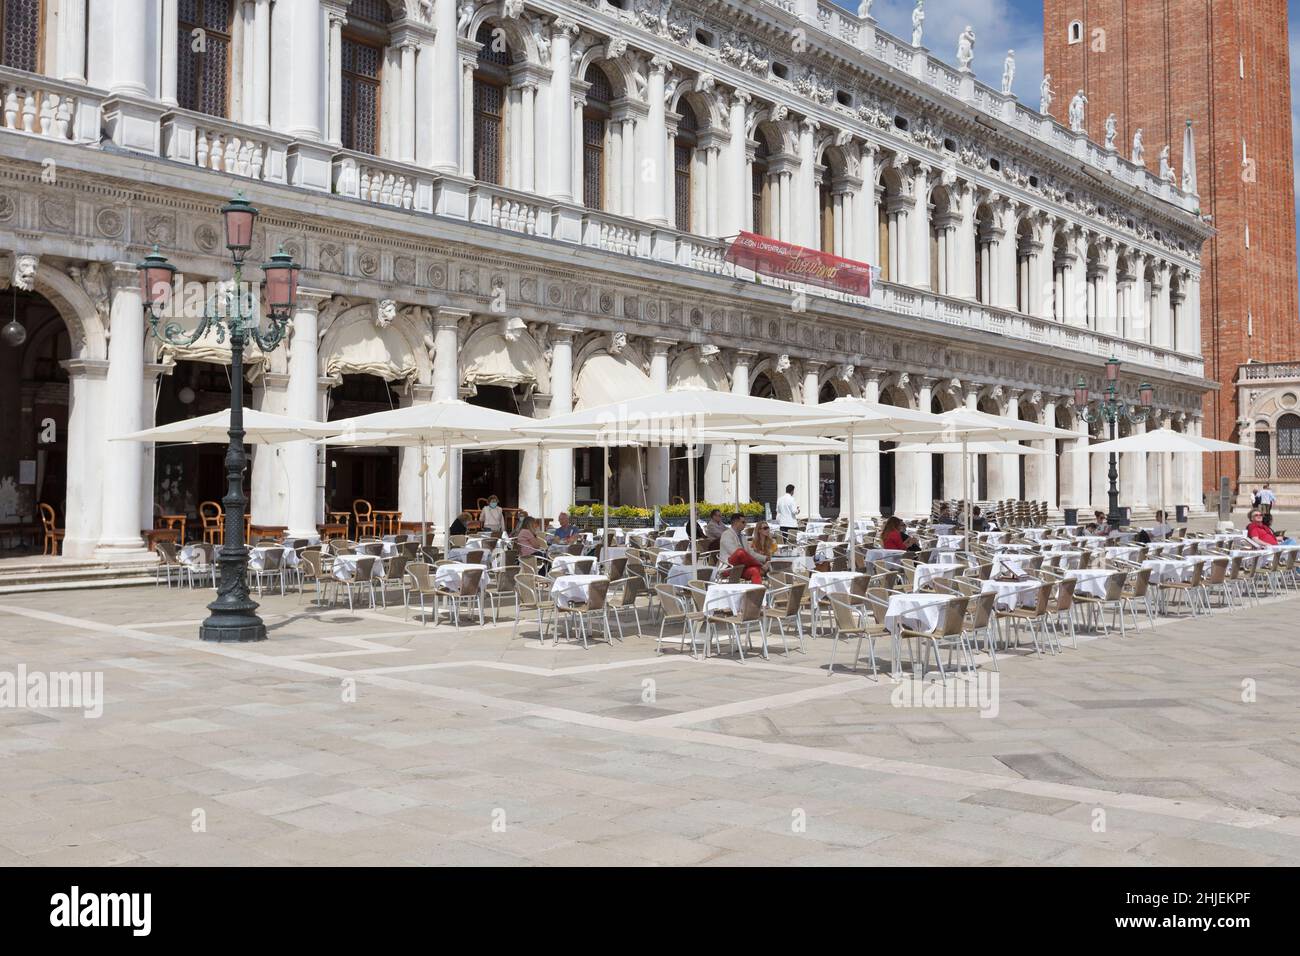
top-left (723, 231), bottom-right (874, 295)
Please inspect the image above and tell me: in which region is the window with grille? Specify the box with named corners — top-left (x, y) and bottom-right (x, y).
top-left (0, 0), bottom-right (40, 72)
top-left (1279, 415), bottom-right (1300, 480)
top-left (1255, 430), bottom-right (1272, 479)
top-left (674, 102), bottom-right (698, 233)
top-left (341, 36), bottom-right (381, 154)
top-left (582, 66), bottom-right (611, 210)
top-left (751, 139), bottom-right (769, 236)
top-left (819, 168), bottom-right (834, 253)
top-left (178, 0), bottom-right (233, 118)
top-left (473, 24), bottom-right (510, 184)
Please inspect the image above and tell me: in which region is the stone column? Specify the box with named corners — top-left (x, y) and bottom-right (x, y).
top-left (723, 91), bottom-right (750, 238)
top-left (325, 10), bottom-right (344, 144)
top-left (546, 326), bottom-right (579, 518)
top-left (911, 164), bottom-right (931, 289)
top-left (59, 0), bottom-right (89, 84)
top-left (548, 19), bottom-right (577, 201)
top-left (954, 183), bottom-right (977, 299)
top-left (797, 119), bottom-right (818, 248)
top-left (430, 308), bottom-right (466, 534)
top-left (431, 0), bottom-right (461, 173)
top-left (860, 145), bottom-right (880, 267)
top-left (647, 339), bottom-right (672, 508)
top-left (999, 389), bottom-right (1023, 500)
top-left (1061, 405), bottom-right (1091, 514)
top-left (909, 377), bottom-right (935, 516)
top-left (1190, 416), bottom-right (1204, 509)
top-left (399, 42), bottom-right (418, 162)
top-left (60, 359), bottom-right (108, 557)
top-left (160, 0), bottom-right (179, 106)
top-left (250, 372), bottom-right (290, 527)
top-left (269, 0), bottom-right (323, 140)
top-left (285, 291), bottom-right (326, 538)
top-left (731, 350), bottom-right (755, 504)
top-left (140, 363), bottom-right (164, 531)
top-left (1121, 417), bottom-right (1149, 514)
top-left (858, 369), bottom-right (883, 517)
top-left (96, 264), bottom-right (149, 554)
top-left (249, 0), bottom-right (272, 127)
top-left (801, 362), bottom-right (822, 518)
top-left (397, 382), bottom-right (436, 529)
top-left (639, 56), bottom-right (670, 225)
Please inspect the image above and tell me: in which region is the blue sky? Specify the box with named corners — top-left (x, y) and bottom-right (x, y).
top-left (834, 0), bottom-right (1300, 275)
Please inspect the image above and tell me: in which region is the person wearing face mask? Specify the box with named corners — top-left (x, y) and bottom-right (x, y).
top-left (481, 495), bottom-right (504, 535)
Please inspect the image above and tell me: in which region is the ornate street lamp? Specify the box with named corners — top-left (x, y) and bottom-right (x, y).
top-left (138, 195), bottom-right (300, 643)
top-left (1074, 356), bottom-right (1154, 527)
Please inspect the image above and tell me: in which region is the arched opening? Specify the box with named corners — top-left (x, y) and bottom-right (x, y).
top-left (673, 99), bottom-right (698, 232)
top-left (152, 360), bottom-right (248, 526)
top-left (1085, 243), bottom-right (1102, 328)
top-left (1142, 263), bottom-right (1157, 343)
top-left (464, 385), bottom-right (521, 513)
top-left (877, 384), bottom-right (909, 515)
top-left (340, 0), bottom-right (391, 155)
top-left (818, 166), bottom-right (835, 253)
top-left (326, 375), bottom-right (399, 523)
top-left (878, 166), bottom-right (907, 284)
top-left (1169, 273), bottom-right (1184, 350)
top-left (974, 204), bottom-right (995, 304)
top-left (817, 381), bottom-right (840, 517)
top-left (748, 372), bottom-right (779, 511)
top-left (751, 136), bottom-right (771, 235)
top-left (0, 287), bottom-right (69, 553)
top-left (929, 185), bottom-right (956, 294)
top-left (1052, 231), bottom-right (1070, 321)
top-left (472, 22), bottom-right (511, 184)
top-left (581, 63), bottom-right (613, 210)
top-left (1254, 427), bottom-right (1271, 479)
top-left (1278, 413), bottom-right (1300, 480)
top-left (1015, 219), bottom-right (1035, 313)
top-left (0, 0), bottom-right (42, 72)
top-left (177, 0), bottom-right (235, 118)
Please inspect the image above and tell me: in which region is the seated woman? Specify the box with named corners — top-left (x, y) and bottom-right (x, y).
top-left (516, 516), bottom-right (547, 557)
top-left (449, 512), bottom-right (469, 537)
top-left (751, 521), bottom-right (778, 559)
top-left (880, 515), bottom-right (919, 552)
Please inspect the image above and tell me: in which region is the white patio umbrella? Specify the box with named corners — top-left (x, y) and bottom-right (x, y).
top-left (520, 388), bottom-right (869, 563)
top-left (1072, 427), bottom-right (1252, 516)
top-left (319, 399), bottom-right (533, 549)
top-left (115, 408), bottom-right (339, 445)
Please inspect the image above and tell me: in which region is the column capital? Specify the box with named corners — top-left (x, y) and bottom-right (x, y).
top-left (651, 336), bottom-right (676, 354)
top-left (650, 54), bottom-right (673, 73)
top-left (60, 358), bottom-right (110, 380)
top-left (294, 288), bottom-right (332, 312)
top-left (435, 306), bottom-right (471, 329)
top-left (733, 348), bottom-right (759, 363)
top-left (552, 16), bottom-right (580, 38)
top-left (110, 261), bottom-right (140, 289)
top-left (553, 323), bottom-right (584, 342)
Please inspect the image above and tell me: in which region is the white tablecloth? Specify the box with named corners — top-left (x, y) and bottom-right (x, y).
top-left (1020, 527), bottom-right (1049, 542)
top-left (932, 551), bottom-right (967, 566)
top-left (656, 549), bottom-right (691, 566)
top-left (552, 574), bottom-right (607, 608)
top-left (912, 562), bottom-right (963, 591)
top-left (982, 578), bottom-right (1041, 611)
top-left (1141, 557), bottom-right (1202, 585)
top-left (249, 545), bottom-right (298, 571)
top-left (434, 562), bottom-right (487, 593)
top-left (332, 554), bottom-right (384, 582)
top-left (667, 563), bottom-right (713, 588)
top-left (1040, 539), bottom-right (1080, 551)
top-left (975, 531), bottom-right (1008, 545)
top-left (991, 553), bottom-right (1039, 577)
top-left (1103, 546), bottom-right (1142, 562)
top-left (703, 583), bottom-right (764, 615)
top-left (178, 544), bottom-right (208, 567)
top-left (1050, 550), bottom-right (1085, 570)
top-left (935, 534), bottom-right (965, 551)
top-left (552, 554), bottom-right (598, 575)
top-left (863, 548), bottom-right (907, 567)
top-left (808, 570), bottom-right (861, 599)
top-left (1065, 568), bottom-right (1118, 598)
top-left (883, 593), bottom-right (951, 636)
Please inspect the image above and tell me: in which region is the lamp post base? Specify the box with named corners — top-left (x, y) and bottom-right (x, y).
top-left (199, 609), bottom-right (267, 643)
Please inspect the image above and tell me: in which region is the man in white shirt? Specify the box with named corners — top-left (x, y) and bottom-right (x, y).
top-left (775, 485), bottom-right (800, 533)
top-left (1148, 510), bottom-right (1174, 540)
top-left (1259, 484), bottom-right (1277, 515)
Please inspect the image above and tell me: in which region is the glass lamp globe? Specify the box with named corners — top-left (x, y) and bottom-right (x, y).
top-left (1, 319), bottom-right (26, 348)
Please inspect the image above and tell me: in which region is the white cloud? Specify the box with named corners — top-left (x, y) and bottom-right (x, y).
top-left (833, 0), bottom-right (1044, 103)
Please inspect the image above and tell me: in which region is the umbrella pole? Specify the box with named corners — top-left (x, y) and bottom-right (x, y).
top-left (963, 437), bottom-right (971, 541)
top-left (847, 430), bottom-right (856, 568)
top-left (420, 440), bottom-right (427, 548)
top-left (538, 441), bottom-right (546, 536)
top-left (443, 438), bottom-right (452, 554)
top-left (688, 440), bottom-right (698, 566)
top-left (733, 440), bottom-right (740, 515)
top-left (602, 442), bottom-right (609, 553)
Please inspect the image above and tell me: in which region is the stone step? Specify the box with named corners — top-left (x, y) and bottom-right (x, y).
top-left (0, 558), bottom-right (159, 594)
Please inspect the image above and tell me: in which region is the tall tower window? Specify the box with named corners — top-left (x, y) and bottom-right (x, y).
top-left (178, 0), bottom-right (234, 118)
top-left (0, 0), bottom-right (40, 72)
top-left (582, 65), bottom-right (612, 210)
top-left (1067, 20), bottom-right (1083, 44)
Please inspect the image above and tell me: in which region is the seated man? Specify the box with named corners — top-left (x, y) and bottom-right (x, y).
top-left (551, 511), bottom-right (580, 541)
top-left (702, 509), bottom-right (727, 546)
top-left (719, 513), bottom-right (767, 585)
top-left (448, 512), bottom-right (469, 537)
top-left (1148, 510), bottom-right (1174, 540)
top-left (970, 506), bottom-right (989, 533)
top-left (1246, 510), bottom-right (1279, 546)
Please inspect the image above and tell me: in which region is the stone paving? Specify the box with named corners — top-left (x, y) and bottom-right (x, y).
top-left (1, 580), bottom-right (1299, 866)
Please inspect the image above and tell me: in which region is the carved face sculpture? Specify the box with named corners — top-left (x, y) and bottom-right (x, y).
top-left (376, 299), bottom-right (397, 328)
top-left (14, 254), bottom-right (38, 291)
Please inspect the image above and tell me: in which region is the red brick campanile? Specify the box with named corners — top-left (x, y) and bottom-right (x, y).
top-left (1044, 0), bottom-right (1300, 495)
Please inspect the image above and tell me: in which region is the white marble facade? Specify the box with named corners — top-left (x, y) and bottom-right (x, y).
top-left (0, 0), bottom-right (1211, 556)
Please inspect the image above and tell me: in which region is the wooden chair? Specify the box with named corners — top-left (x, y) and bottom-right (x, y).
top-left (352, 499), bottom-right (377, 538)
top-left (825, 591), bottom-right (887, 677)
top-left (38, 503), bottom-right (65, 555)
top-left (199, 500), bottom-right (223, 545)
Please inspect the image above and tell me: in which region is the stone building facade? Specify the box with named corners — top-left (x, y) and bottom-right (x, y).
top-left (0, 0), bottom-right (1211, 558)
top-left (1043, 0), bottom-right (1299, 497)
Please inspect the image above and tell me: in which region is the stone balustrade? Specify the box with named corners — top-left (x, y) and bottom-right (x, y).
top-left (0, 67), bottom-right (100, 143)
top-left (161, 109), bottom-right (290, 184)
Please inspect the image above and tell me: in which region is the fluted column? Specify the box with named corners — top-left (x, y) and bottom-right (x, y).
top-left (96, 265), bottom-right (149, 554)
top-left (547, 326), bottom-right (579, 518)
top-left (285, 291), bottom-right (326, 538)
top-left (431, 0), bottom-right (461, 172)
top-left (431, 308), bottom-right (466, 534)
top-left (722, 91), bottom-right (750, 238)
top-left (797, 119), bottom-right (818, 247)
top-left (858, 370), bottom-right (883, 517)
top-left (59, 0), bottom-right (89, 84)
top-left (639, 56), bottom-right (670, 225)
top-left (1061, 406), bottom-right (1091, 513)
top-left (954, 184), bottom-right (977, 299)
top-left (647, 339), bottom-right (672, 506)
top-left (547, 19), bottom-right (577, 200)
top-left (910, 378), bottom-right (935, 516)
top-left (160, 0), bottom-right (179, 106)
top-left (324, 9), bottom-right (345, 143)
top-left (911, 164), bottom-right (931, 289)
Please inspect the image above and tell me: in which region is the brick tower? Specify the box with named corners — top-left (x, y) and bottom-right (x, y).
top-left (1043, 0), bottom-right (1300, 497)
